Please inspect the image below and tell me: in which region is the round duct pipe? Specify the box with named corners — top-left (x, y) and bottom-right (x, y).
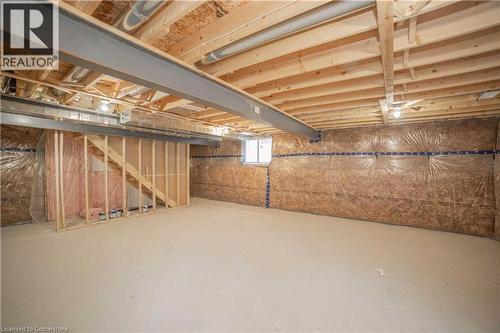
top-left (67, 1), bottom-right (165, 85)
top-left (198, 0), bottom-right (375, 65)
top-left (117, 0), bottom-right (164, 32)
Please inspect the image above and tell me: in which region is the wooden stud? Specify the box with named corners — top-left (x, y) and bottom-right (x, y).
top-left (84, 134), bottom-right (89, 224)
top-left (54, 131), bottom-right (60, 231)
top-left (104, 135), bottom-right (109, 221)
top-left (186, 144), bottom-right (190, 206)
top-left (122, 137), bottom-right (127, 216)
top-left (152, 140), bottom-right (156, 211)
top-left (59, 131), bottom-right (66, 229)
top-left (176, 143), bottom-right (180, 206)
top-left (138, 138), bottom-right (143, 214)
top-left (164, 141), bottom-right (169, 208)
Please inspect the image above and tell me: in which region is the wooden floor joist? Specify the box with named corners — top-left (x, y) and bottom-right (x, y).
top-left (4, 0), bottom-right (500, 132)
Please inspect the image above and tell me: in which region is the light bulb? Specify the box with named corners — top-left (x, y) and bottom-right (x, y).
top-left (99, 104), bottom-right (109, 112)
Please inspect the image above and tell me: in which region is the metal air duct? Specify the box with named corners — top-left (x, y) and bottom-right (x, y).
top-left (198, 0), bottom-right (374, 65)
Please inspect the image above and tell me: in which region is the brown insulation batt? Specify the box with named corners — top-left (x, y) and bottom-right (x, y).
top-left (191, 118), bottom-right (499, 237)
top-left (0, 125), bottom-right (43, 225)
top-left (495, 121), bottom-right (500, 240)
top-left (190, 140), bottom-right (266, 206)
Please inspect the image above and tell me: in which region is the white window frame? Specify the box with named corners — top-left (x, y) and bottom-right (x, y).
top-left (242, 137), bottom-right (272, 166)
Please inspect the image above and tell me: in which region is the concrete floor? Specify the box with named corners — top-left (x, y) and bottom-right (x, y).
top-left (2, 198), bottom-right (500, 332)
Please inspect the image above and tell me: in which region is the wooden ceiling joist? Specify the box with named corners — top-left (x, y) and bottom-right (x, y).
top-left (135, 1), bottom-right (206, 44)
top-left (223, 1), bottom-right (500, 90)
top-left (5, 0), bottom-right (500, 132)
top-left (167, 1), bottom-right (329, 64)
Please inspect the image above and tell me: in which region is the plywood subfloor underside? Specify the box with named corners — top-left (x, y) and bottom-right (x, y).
top-left (2, 198), bottom-right (500, 332)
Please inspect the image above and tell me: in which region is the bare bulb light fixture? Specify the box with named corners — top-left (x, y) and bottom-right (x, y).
top-left (393, 108), bottom-right (401, 118)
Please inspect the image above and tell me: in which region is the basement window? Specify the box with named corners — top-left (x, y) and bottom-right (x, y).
top-left (243, 137), bottom-right (272, 165)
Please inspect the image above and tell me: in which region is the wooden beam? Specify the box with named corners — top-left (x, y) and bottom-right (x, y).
top-left (397, 80), bottom-right (500, 102)
top-left (278, 68), bottom-right (500, 111)
top-left (164, 141), bottom-right (169, 208)
top-left (67, 0), bottom-right (102, 16)
top-left (223, 2), bottom-right (500, 89)
top-left (376, 0), bottom-right (394, 107)
top-left (25, 70), bottom-right (50, 98)
top-left (264, 52), bottom-right (500, 104)
top-left (186, 144), bottom-right (190, 207)
top-left (176, 143), bottom-right (180, 205)
top-left (138, 138), bottom-right (143, 214)
top-left (152, 140), bottom-right (156, 211)
top-left (203, 2), bottom-right (378, 77)
top-left (379, 99), bottom-right (389, 125)
top-left (168, 1), bottom-right (329, 64)
top-left (122, 137), bottom-right (127, 216)
top-left (204, 1), bottom-right (457, 77)
top-left (394, 104), bottom-right (500, 120)
top-left (291, 94), bottom-right (489, 121)
top-left (157, 95), bottom-right (192, 111)
top-left (408, 16), bottom-right (417, 43)
top-left (54, 131), bottom-right (60, 231)
top-left (287, 98), bottom-right (381, 117)
top-left (135, 1), bottom-right (205, 44)
top-left (104, 135), bottom-right (109, 221)
top-left (63, 71), bottom-right (103, 105)
top-left (84, 134), bottom-right (89, 224)
top-left (247, 29), bottom-right (500, 98)
top-left (304, 99), bottom-right (500, 126)
top-left (59, 131), bottom-right (66, 229)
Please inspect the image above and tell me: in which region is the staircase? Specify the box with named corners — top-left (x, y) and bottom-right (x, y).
top-left (87, 134), bottom-right (177, 207)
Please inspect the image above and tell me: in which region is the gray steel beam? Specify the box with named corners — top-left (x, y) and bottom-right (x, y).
top-left (57, 5), bottom-right (319, 140)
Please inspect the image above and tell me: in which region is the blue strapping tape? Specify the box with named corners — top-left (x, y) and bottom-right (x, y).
top-left (265, 167), bottom-right (270, 208)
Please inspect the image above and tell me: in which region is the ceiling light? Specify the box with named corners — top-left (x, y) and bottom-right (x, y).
top-left (99, 104), bottom-right (109, 112)
top-left (393, 108), bottom-right (401, 118)
top-left (97, 102), bottom-right (111, 113)
top-left (478, 90), bottom-right (500, 100)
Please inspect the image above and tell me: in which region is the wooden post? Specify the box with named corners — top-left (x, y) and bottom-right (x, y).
top-left (84, 134), bottom-right (89, 224)
top-left (59, 131), bottom-right (66, 229)
top-left (54, 131), bottom-right (60, 231)
top-left (186, 144), bottom-right (190, 206)
top-left (122, 137), bottom-right (127, 216)
top-left (164, 141), bottom-right (169, 208)
top-left (176, 143), bottom-right (180, 206)
top-left (152, 140), bottom-right (156, 211)
top-left (104, 135), bottom-right (109, 221)
top-left (138, 138), bottom-right (143, 214)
